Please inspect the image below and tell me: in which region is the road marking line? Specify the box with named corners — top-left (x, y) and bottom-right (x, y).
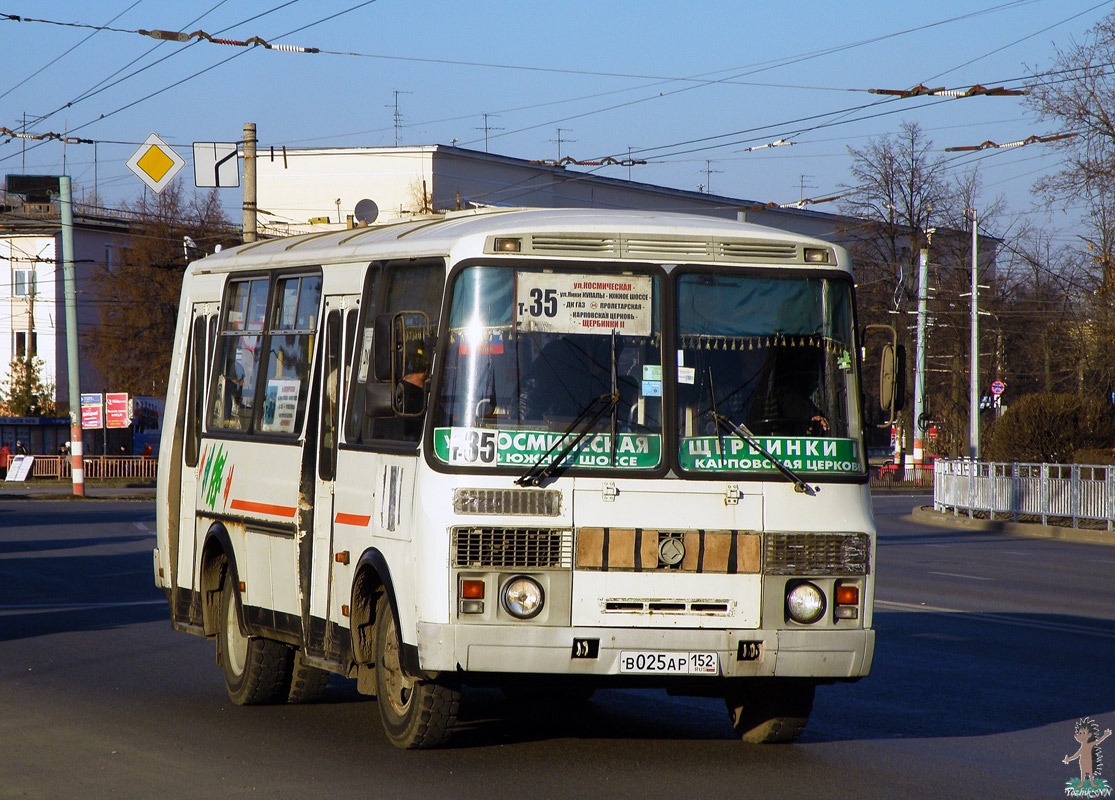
top-left (876, 599), bottom-right (1115, 639)
top-left (927, 570), bottom-right (993, 581)
top-left (0, 599), bottom-right (165, 612)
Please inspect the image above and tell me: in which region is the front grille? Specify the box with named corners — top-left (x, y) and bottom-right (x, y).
top-left (453, 527), bottom-right (573, 570)
top-left (603, 599), bottom-right (732, 614)
top-left (764, 532), bottom-right (870, 576)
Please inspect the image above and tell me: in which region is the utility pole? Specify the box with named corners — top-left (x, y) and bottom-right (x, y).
top-left (912, 229), bottom-right (934, 466)
top-left (60, 176), bottom-right (85, 497)
top-left (242, 122), bottom-right (257, 243)
top-left (969, 208), bottom-right (980, 460)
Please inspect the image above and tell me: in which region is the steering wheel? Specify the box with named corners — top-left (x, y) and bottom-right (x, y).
top-left (747, 415), bottom-right (798, 435)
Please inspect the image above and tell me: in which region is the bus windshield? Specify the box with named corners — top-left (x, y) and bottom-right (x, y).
top-left (433, 265), bottom-right (663, 471)
top-left (675, 271), bottom-right (864, 476)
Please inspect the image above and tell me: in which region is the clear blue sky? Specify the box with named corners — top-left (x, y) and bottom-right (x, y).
top-left (3, 0), bottom-right (1111, 241)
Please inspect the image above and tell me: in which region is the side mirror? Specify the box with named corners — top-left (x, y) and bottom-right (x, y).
top-left (372, 311), bottom-right (431, 416)
top-left (880, 343), bottom-right (907, 415)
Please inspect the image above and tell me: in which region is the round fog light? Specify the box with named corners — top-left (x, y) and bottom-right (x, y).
top-left (786, 582), bottom-right (826, 624)
top-left (502, 576), bottom-right (544, 619)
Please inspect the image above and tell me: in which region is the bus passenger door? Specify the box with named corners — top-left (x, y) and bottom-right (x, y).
top-left (177, 305), bottom-right (215, 624)
top-left (306, 300), bottom-right (346, 660)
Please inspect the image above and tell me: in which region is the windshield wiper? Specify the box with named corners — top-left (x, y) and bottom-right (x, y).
top-left (705, 367), bottom-right (815, 496)
top-left (515, 390), bottom-right (619, 486)
top-left (708, 412), bottom-right (817, 495)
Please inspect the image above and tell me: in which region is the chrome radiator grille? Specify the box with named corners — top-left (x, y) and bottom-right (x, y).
top-left (453, 527), bottom-right (573, 570)
top-left (764, 532), bottom-right (870, 576)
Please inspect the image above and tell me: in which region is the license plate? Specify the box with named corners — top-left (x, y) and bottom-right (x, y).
top-left (618, 651), bottom-right (719, 675)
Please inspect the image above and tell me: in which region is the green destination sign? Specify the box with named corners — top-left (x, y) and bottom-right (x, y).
top-left (679, 436), bottom-right (861, 473)
top-left (434, 427), bottom-right (662, 469)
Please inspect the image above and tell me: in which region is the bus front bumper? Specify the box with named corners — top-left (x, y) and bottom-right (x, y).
top-left (416, 623), bottom-right (874, 680)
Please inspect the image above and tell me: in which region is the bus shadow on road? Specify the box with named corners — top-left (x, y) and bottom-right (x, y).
top-left (803, 608), bottom-right (1115, 742)
top-left (0, 548), bottom-right (165, 643)
top-left (439, 607), bottom-right (1115, 746)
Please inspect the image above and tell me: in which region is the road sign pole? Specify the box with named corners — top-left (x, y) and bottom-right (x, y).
top-left (969, 209), bottom-right (980, 461)
top-left (60, 176), bottom-right (85, 497)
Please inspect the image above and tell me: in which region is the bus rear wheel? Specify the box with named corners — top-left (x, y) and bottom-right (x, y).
top-left (217, 580), bottom-right (291, 705)
top-left (374, 594), bottom-right (459, 749)
top-left (286, 650), bottom-right (330, 704)
top-left (725, 679), bottom-right (815, 743)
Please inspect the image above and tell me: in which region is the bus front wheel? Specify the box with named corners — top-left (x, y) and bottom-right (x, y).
top-left (725, 679), bottom-right (815, 743)
top-left (217, 580), bottom-right (291, 705)
top-left (374, 593), bottom-right (459, 749)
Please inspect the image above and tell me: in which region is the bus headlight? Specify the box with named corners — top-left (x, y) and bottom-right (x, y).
top-left (501, 576), bottom-right (544, 619)
top-left (786, 582), bottom-right (826, 624)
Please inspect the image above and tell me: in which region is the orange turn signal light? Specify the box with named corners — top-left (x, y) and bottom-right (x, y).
top-left (461, 579), bottom-right (485, 600)
top-left (835, 585), bottom-right (859, 606)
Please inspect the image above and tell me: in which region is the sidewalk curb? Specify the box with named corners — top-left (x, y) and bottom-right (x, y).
top-left (0, 484), bottom-right (156, 502)
top-left (911, 505), bottom-right (1115, 547)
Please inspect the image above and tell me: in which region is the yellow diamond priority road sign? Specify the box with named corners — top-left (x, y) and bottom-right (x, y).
top-left (126, 133), bottom-right (185, 194)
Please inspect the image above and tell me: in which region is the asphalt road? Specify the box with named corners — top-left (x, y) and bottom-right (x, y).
top-left (0, 495), bottom-right (1111, 799)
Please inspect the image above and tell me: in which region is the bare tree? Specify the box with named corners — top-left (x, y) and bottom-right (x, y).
top-left (1025, 12), bottom-right (1115, 204)
top-left (85, 182), bottom-right (237, 396)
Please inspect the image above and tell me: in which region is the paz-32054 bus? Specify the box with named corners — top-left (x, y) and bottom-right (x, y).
top-left (155, 208), bottom-right (876, 748)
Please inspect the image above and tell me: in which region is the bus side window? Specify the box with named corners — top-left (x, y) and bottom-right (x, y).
top-left (318, 310), bottom-right (342, 480)
top-left (344, 260), bottom-right (443, 445)
top-left (184, 316), bottom-right (207, 467)
top-left (375, 261), bottom-right (443, 442)
top-left (257, 273), bottom-right (323, 436)
top-left (209, 277), bottom-right (269, 432)
top-left (344, 266), bottom-right (379, 445)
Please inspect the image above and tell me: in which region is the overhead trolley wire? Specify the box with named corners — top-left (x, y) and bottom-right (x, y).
top-left (0, 0), bottom-right (145, 103)
top-left (0, 0), bottom-right (380, 166)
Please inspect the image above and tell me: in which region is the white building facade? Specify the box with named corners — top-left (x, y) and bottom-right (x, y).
top-left (0, 209), bottom-right (124, 411)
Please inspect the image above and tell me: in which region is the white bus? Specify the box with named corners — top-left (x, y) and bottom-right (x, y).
top-left (155, 208), bottom-right (877, 748)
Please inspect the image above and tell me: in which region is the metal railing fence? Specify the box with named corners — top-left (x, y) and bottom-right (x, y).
top-left (933, 459), bottom-right (1115, 530)
top-left (8, 456), bottom-right (158, 481)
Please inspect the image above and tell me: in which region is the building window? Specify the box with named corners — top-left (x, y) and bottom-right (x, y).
top-left (14, 331), bottom-right (37, 359)
top-left (14, 269), bottom-right (35, 297)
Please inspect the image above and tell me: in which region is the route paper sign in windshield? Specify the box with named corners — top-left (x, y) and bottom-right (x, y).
top-left (515, 272), bottom-right (653, 336)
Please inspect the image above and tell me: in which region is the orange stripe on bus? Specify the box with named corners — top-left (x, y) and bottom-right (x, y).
top-left (228, 499), bottom-right (297, 518)
top-left (335, 512), bottom-right (371, 526)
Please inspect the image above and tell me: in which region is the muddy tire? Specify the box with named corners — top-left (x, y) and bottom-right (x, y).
top-left (217, 581), bottom-right (291, 705)
top-left (374, 594), bottom-right (459, 749)
top-left (286, 649), bottom-right (330, 704)
top-left (725, 680), bottom-right (815, 743)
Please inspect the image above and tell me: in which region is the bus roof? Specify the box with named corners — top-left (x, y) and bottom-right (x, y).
top-left (188, 207), bottom-right (849, 275)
